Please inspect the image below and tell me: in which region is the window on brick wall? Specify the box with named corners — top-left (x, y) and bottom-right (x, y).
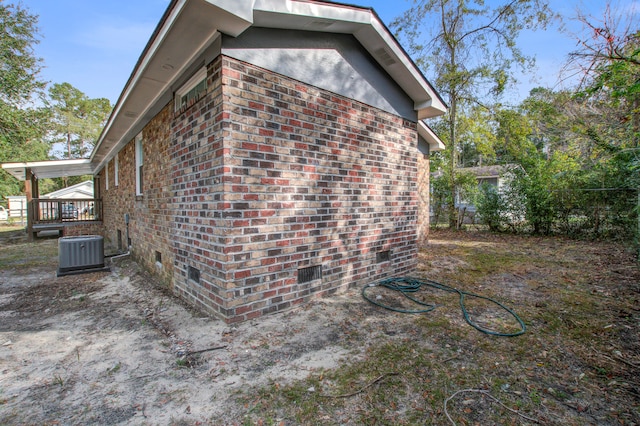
top-left (135, 133), bottom-right (143, 195)
top-left (175, 67), bottom-right (207, 111)
top-left (105, 160), bottom-right (109, 191)
top-left (115, 154), bottom-right (119, 187)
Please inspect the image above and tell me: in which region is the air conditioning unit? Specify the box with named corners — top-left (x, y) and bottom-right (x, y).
top-left (58, 235), bottom-right (109, 276)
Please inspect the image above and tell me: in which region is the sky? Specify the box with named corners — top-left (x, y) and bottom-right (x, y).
top-left (21, 0), bottom-right (637, 106)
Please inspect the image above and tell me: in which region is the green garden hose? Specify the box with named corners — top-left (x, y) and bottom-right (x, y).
top-left (362, 277), bottom-right (526, 337)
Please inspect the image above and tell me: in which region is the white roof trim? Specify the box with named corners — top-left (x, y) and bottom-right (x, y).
top-left (2, 159), bottom-right (94, 181)
top-left (418, 121), bottom-right (445, 152)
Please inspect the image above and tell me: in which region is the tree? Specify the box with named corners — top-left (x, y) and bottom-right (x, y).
top-left (392, 0), bottom-right (555, 228)
top-left (568, 2), bottom-right (640, 241)
top-left (0, 3), bottom-right (50, 196)
top-left (48, 82), bottom-right (112, 159)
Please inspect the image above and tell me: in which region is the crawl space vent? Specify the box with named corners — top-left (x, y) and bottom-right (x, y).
top-left (188, 266), bottom-right (200, 284)
top-left (298, 265), bottom-right (322, 284)
top-left (376, 250), bottom-right (391, 263)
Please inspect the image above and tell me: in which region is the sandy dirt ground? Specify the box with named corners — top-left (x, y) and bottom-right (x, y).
top-left (0, 248), bottom-right (370, 425)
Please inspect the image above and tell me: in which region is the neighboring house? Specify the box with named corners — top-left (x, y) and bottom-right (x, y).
top-left (456, 164), bottom-right (518, 213)
top-left (41, 180), bottom-right (94, 199)
top-left (40, 181), bottom-right (96, 222)
top-left (6, 196), bottom-right (27, 219)
top-left (2, 0), bottom-right (447, 323)
top-left (430, 164), bottom-right (519, 224)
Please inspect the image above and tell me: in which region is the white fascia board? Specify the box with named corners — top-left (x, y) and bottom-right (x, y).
top-left (2, 159), bottom-right (94, 180)
top-left (205, 0), bottom-right (256, 27)
top-left (92, 0), bottom-right (253, 172)
top-left (253, 1), bottom-right (446, 120)
top-left (254, 0), bottom-right (371, 24)
top-left (418, 121), bottom-right (445, 152)
top-left (90, 0), bottom-right (447, 174)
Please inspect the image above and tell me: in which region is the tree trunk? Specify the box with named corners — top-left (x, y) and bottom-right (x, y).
top-left (447, 93), bottom-right (458, 229)
top-left (67, 129), bottom-right (71, 159)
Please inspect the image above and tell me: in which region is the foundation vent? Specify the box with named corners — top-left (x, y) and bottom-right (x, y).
top-left (298, 265), bottom-right (322, 284)
top-left (189, 266), bottom-right (200, 284)
top-left (376, 250), bottom-right (391, 263)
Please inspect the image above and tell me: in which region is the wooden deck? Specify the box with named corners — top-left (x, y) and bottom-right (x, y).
top-left (28, 198), bottom-right (102, 239)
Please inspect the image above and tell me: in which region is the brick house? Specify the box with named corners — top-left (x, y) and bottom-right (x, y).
top-left (4, 0), bottom-right (446, 323)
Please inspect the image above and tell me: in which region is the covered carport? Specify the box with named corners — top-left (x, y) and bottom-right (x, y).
top-left (2, 159), bottom-right (100, 240)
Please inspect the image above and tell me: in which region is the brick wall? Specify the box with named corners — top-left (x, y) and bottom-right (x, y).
top-left (102, 54), bottom-right (425, 323)
top-left (215, 56), bottom-right (419, 322)
top-left (63, 222), bottom-right (103, 237)
top-left (100, 104), bottom-right (175, 288)
top-left (171, 57), bottom-right (228, 314)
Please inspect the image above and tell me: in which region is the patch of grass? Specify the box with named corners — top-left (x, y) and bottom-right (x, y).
top-left (107, 362), bottom-right (121, 375)
top-left (239, 230), bottom-right (640, 425)
top-left (52, 374), bottom-right (65, 387)
top-left (0, 238), bottom-right (58, 269)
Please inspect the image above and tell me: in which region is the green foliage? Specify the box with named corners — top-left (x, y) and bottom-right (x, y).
top-left (0, 5), bottom-right (112, 198)
top-left (476, 183), bottom-right (506, 232)
top-left (0, 3), bottom-right (50, 197)
top-left (48, 82), bottom-right (112, 159)
top-left (474, 149), bottom-right (636, 238)
top-left (430, 174), bottom-right (452, 226)
top-left (392, 0), bottom-right (556, 228)
top-left (431, 170), bottom-right (479, 229)
top-left (468, 57), bottom-right (638, 240)
top-left (510, 160), bottom-right (557, 235)
top-left (0, 3), bottom-right (45, 104)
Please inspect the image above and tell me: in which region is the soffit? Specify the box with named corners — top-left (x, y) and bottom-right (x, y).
top-left (2, 159), bottom-right (94, 181)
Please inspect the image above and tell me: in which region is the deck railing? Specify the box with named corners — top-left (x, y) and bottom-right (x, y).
top-left (30, 198), bottom-right (102, 224)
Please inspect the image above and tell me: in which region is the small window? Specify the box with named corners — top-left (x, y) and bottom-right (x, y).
top-left (298, 265), bottom-right (322, 284)
top-left (155, 251), bottom-right (162, 264)
top-left (135, 133), bottom-right (143, 195)
top-left (115, 155), bottom-right (119, 187)
top-left (175, 67), bottom-right (208, 111)
top-left (105, 160), bottom-right (109, 191)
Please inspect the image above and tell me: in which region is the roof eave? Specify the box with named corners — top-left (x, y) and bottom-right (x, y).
top-left (1, 159), bottom-right (94, 181)
top-left (91, 0), bottom-right (447, 171)
top-left (418, 121), bottom-right (445, 152)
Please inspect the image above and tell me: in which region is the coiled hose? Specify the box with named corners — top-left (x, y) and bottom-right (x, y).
top-left (362, 277), bottom-right (526, 337)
